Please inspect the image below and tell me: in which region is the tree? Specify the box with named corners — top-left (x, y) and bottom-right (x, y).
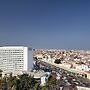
top-left (41, 85), bottom-right (48, 90)
top-left (34, 83), bottom-right (40, 90)
top-left (54, 59), bottom-right (61, 64)
top-left (0, 70), bottom-right (3, 80)
top-left (47, 75), bottom-right (58, 90)
top-left (0, 70), bottom-right (3, 89)
top-left (0, 80), bottom-right (3, 89)
top-left (2, 74), bottom-right (8, 90)
top-left (16, 74), bottom-right (34, 90)
top-left (7, 73), bottom-right (16, 90)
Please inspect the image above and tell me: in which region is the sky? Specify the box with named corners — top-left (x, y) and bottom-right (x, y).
top-left (0, 0), bottom-right (90, 49)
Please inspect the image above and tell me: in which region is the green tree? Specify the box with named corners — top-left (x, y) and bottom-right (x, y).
top-left (7, 73), bottom-right (17, 90)
top-left (16, 74), bottom-right (34, 90)
top-left (0, 70), bottom-right (3, 80)
top-left (54, 59), bottom-right (61, 64)
top-left (2, 74), bottom-right (8, 90)
top-left (47, 75), bottom-right (60, 90)
top-left (34, 83), bottom-right (40, 90)
top-left (42, 85), bottom-right (48, 90)
top-left (0, 70), bottom-right (3, 89)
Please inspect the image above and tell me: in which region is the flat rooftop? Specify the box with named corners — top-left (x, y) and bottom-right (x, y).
top-left (29, 70), bottom-right (47, 78)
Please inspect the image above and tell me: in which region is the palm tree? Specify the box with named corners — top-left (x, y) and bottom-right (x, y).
top-left (0, 70), bottom-right (3, 89)
top-left (2, 74), bottom-right (8, 90)
top-left (0, 79), bottom-right (3, 89)
top-left (7, 73), bottom-right (17, 90)
top-left (0, 70), bottom-right (3, 80)
top-left (41, 85), bottom-right (48, 90)
top-left (16, 74), bottom-right (34, 90)
top-left (33, 83), bottom-right (40, 90)
top-left (47, 75), bottom-right (56, 90)
top-left (16, 77), bottom-right (21, 90)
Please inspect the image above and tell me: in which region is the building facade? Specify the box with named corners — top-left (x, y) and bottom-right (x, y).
top-left (0, 46), bottom-right (31, 73)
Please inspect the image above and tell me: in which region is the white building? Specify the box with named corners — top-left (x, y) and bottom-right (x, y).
top-left (75, 64), bottom-right (90, 71)
top-left (29, 70), bottom-right (50, 86)
top-left (0, 46), bottom-right (32, 73)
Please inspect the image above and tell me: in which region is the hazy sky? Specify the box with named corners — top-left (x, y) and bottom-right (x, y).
top-left (0, 0), bottom-right (90, 49)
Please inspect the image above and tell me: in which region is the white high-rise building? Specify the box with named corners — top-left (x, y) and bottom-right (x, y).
top-left (0, 46), bottom-right (32, 73)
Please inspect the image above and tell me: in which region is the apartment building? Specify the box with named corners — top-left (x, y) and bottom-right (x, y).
top-left (0, 46), bottom-right (31, 73)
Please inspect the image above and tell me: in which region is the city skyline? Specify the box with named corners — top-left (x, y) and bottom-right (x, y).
top-left (0, 0), bottom-right (90, 49)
